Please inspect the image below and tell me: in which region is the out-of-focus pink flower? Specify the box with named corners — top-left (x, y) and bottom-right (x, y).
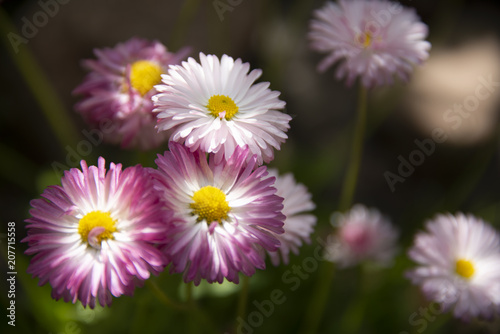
top-left (324, 204), bottom-right (398, 267)
top-left (309, 0), bottom-right (430, 87)
top-left (74, 37), bottom-right (189, 150)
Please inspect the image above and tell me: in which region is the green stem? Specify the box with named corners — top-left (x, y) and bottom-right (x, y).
top-left (298, 262), bottom-right (335, 334)
top-left (186, 283), bottom-right (196, 334)
top-left (0, 8), bottom-right (79, 151)
top-left (300, 84), bottom-right (368, 334)
top-left (186, 281), bottom-right (194, 305)
top-left (236, 275), bottom-right (250, 327)
top-left (148, 280), bottom-right (219, 333)
top-left (339, 84), bottom-right (368, 212)
top-left (338, 265), bottom-right (374, 334)
top-left (145, 280), bottom-right (188, 311)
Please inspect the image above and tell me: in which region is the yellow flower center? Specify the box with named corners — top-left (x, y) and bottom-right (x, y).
top-left (356, 31), bottom-right (373, 48)
top-left (206, 95), bottom-right (239, 120)
top-left (455, 259), bottom-right (475, 279)
top-left (78, 211), bottom-right (117, 247)
top-left (362, 32), bottom-right (372, 48)
top-left (190, 186), bottom-right (230, 223)
top-left (130, 60), bottom-right (163, 96)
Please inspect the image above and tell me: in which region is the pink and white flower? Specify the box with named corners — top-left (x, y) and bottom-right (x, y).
top-left (152, 53), bottom-right (291, 165)
top-left (151, 142), bottom-right (285, 284)
top-left (309, 0), bottom-right (431, 87)
top-left (74, 37), bottom-right (189, 150)
top-left (23, 158), bottom-right (169, 308)
top-left (324, 204), bottom-right (398, 267)
top-left (407, 213), bottom-right (500, 320)
top-left (266, 169), bottom-right (316, 266)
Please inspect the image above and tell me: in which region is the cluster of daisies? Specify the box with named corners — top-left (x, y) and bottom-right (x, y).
top-left (23, 39), bottom-right (317, 308)
top-left (22, 0), bottom-right (500, 325)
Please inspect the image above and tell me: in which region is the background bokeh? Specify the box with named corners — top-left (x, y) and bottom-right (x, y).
top-left (1, 0), bottom-right (500, 333)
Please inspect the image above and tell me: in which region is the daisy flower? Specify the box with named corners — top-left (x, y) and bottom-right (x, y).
top-left (265, 169), bottom-right (317, 266)
top-left (22, 157), bottom-right (169, 308)
top-left (152, 53), bottom-right (291, 165)
top-left (151, 142), bottom-right (285, 285)
top-left (74, 37), bottom-right (189, 150)
top-left (324, 204), bottom-right (398, 267)
top-left (406, 213), bottom-right (500, 320)
top-left (309, 0), bottom-right (431, 87)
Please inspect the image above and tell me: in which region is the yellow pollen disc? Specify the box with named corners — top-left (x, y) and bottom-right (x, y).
top-left (130, 60), bottom-right (163, 96)
top-left (362, 32), bottom-right (372, 48)
top-left (206, 95), bottom-right (239, 120)
top-left (78, 211), bottom-right (117, 245)
top-left (190, 186), bottom-right (230, 223)
top-left (455, 259), bottom-right (475, 279)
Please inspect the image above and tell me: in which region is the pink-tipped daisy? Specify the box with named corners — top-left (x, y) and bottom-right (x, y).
top-left (406, 213), bottom-right (500, 321)
top-left (152, 53), bottom-right (291, 165)
top-left (74, 37), bottom-right (189, 150)
top-left (309, 0), bottom-right (431, 87)
top-left (324, 204), bottom-right (398, 267)
top-left (265, 169), bottom-right (317, 266)
top-left (151, 142), bottom-right (285, 285)
top-left (22, 157), bottom-right (169, 308)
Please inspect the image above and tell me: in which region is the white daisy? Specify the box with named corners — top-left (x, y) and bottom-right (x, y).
top-left (407, 213), bottom-right (500, 320)
top-left (152, 53), bottom-right (291, 165)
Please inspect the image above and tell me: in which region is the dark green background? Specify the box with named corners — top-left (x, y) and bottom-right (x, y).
top-left (1, 0), bottom-right (500, 333)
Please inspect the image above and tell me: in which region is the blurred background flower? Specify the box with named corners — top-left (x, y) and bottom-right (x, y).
top-left (73, 37), bottom-right (190, 150)
top-left (309, 0), bottom-right (431, 87)
top-left (325, 204), bottom-right (398, 268)
top-left (406, 213), bottom-right (500, 321)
